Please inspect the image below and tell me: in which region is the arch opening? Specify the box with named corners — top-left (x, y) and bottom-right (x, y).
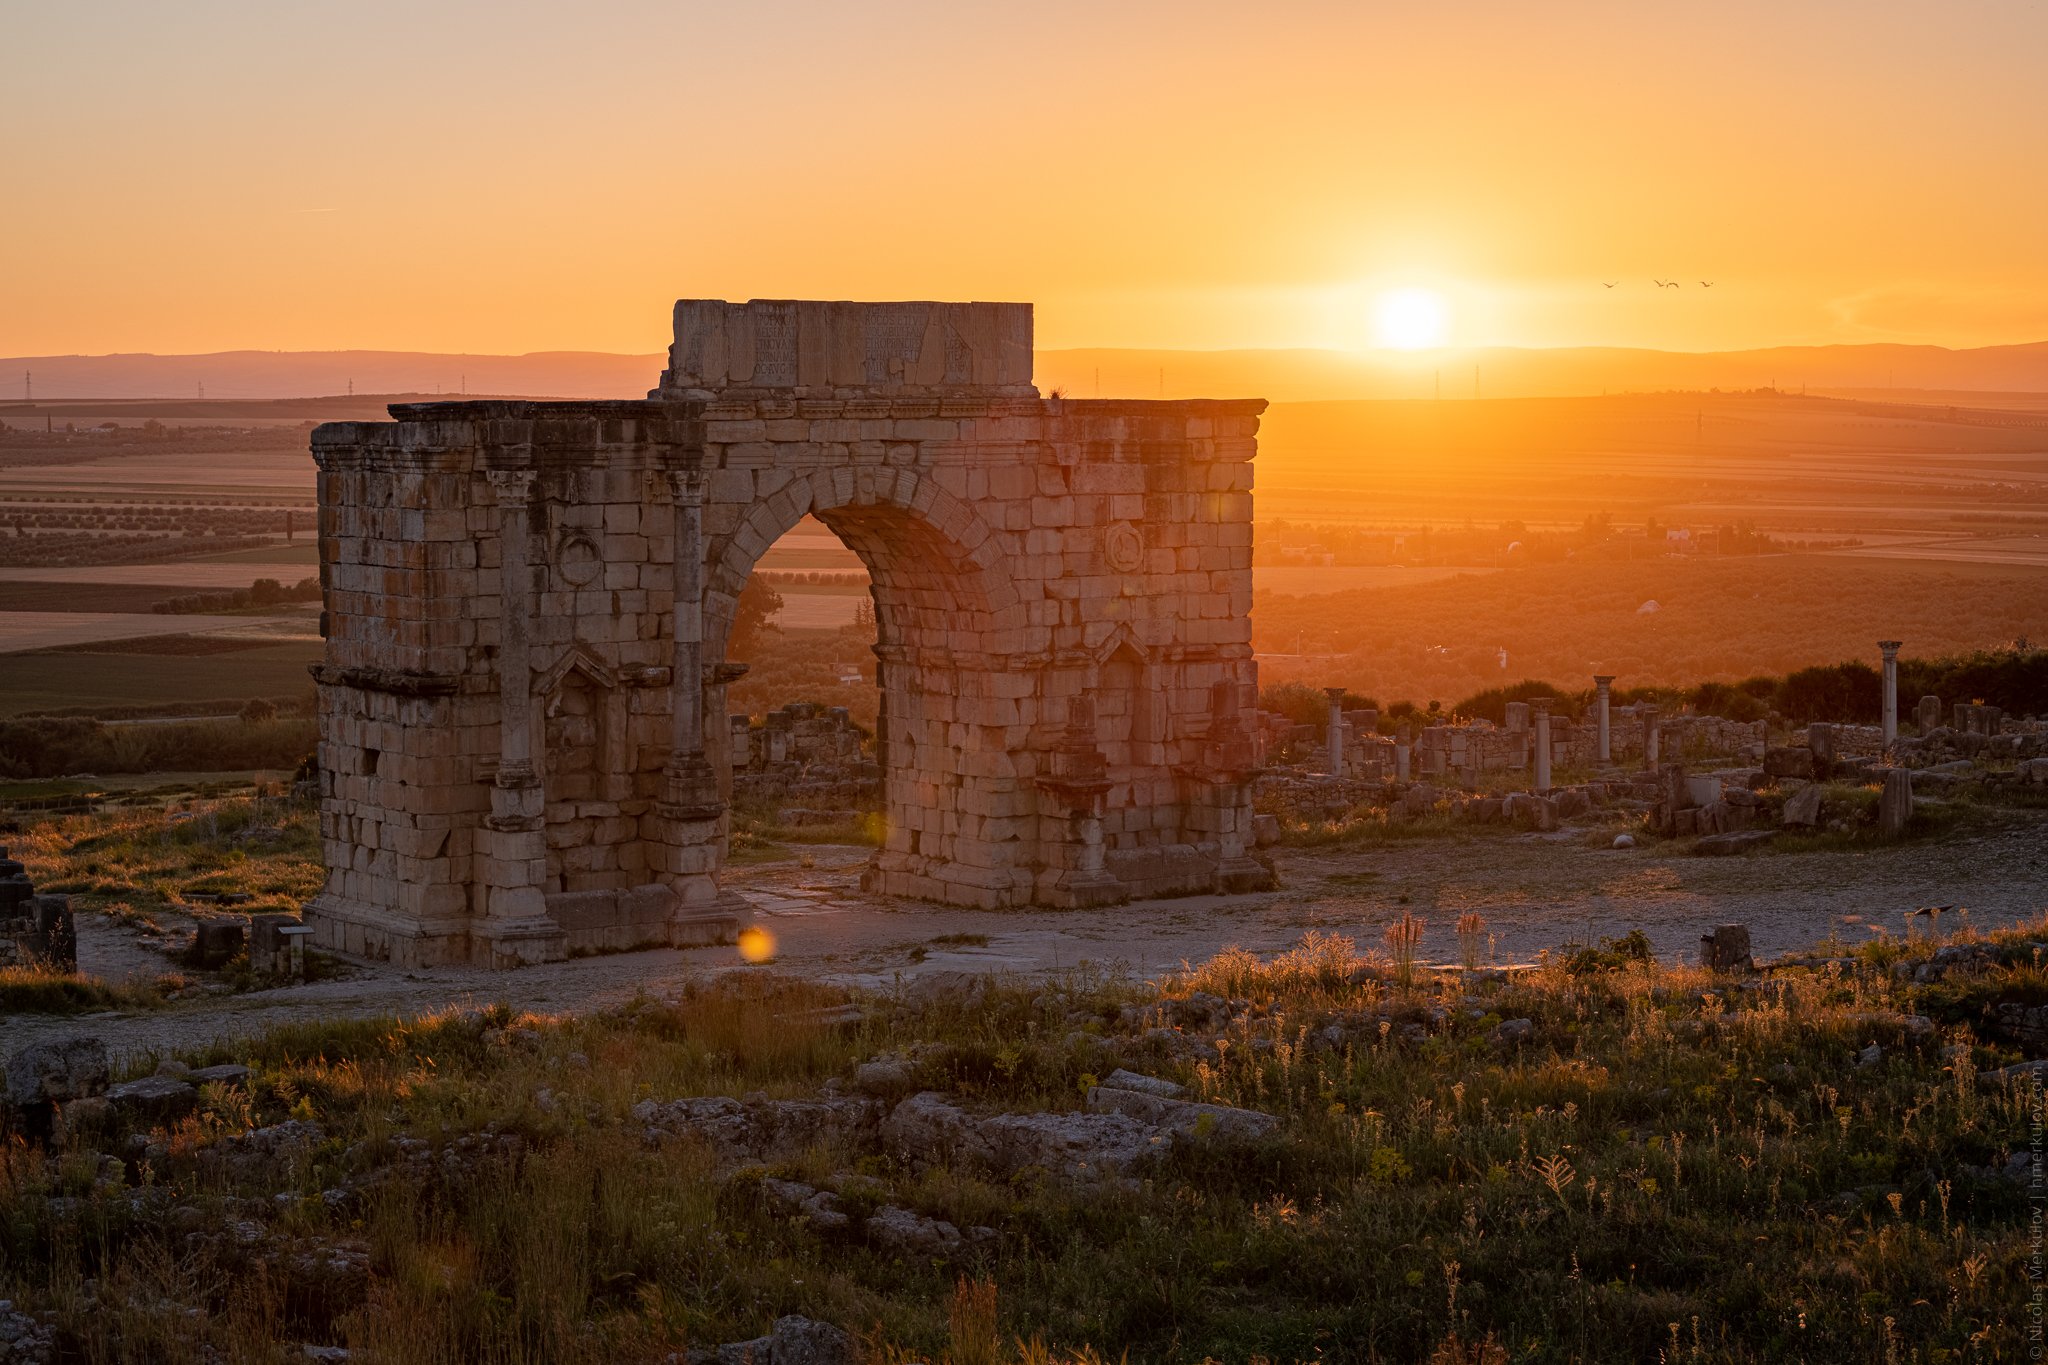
top-left (702, 485), bottom-right (1029, 907)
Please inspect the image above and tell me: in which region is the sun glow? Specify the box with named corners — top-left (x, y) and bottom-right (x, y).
top-left (1374, 288), bottom-right (1450, 349)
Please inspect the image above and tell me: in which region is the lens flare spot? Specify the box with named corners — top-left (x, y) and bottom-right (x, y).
top-left (737, 925), bottom-right (777, 963)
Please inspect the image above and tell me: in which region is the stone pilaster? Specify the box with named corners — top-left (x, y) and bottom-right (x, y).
top-left (1641, 704), bottom-right (1661, 772)
top-left (664, 468), bottom-right (718, 809)
top-left (477, 469), bottom-right (563, 966)
top-left (648, 465), bottom-right (733, 939)
top-left (1532, 699), bottom-right (1553, 794)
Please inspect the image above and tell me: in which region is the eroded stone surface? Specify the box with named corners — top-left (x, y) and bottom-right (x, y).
top-left (309, 300), bottom-right (1270, 968)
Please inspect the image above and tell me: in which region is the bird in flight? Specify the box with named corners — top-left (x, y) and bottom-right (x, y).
top-left (1603, 281), bottom-right (1618, 288)
top-left (1700, 280), bottom-right (1715, 288)
top-left (1654, 279), bottom-right (1680, 288)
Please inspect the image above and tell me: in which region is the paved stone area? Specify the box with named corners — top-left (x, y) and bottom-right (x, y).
top-left (10, 811), bottom-right (2042, 1064)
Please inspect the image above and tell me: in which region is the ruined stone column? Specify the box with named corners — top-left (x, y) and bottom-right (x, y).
top-left (1532, 699), bottom-right (1553, 794)
top-left (1593, 675), bottom-right (1615, 764)
top-left (478, 469), bottom-right (561, 964)
top-left (1641, 704), bottom-right (1660, 772)
top-left (1394, 722), bottom-right (1411, 781)
top-left (1878, 641), bottom-right (1901, 747)
top-left (1324, 687), bottom-right (1346, 778)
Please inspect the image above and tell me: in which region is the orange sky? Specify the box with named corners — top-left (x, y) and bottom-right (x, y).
top-left (5, 0), bottom-right (2045, 357)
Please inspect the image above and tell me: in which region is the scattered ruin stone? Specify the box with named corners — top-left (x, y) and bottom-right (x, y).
top-left (879, 1090), bottom-right (1168, 1179)
top-left (863, 1204), bottom-right (989, 1257)
top-left (1693, 830), bottom-right (1777, 856)
top-left (668, 1315), bottom-right (861, 1365)
top-left (1700, 924), bottom-right (1754, 974)
top-left (105, 1075), bottom-right (200, 1124)
top-left (1781, 783), bottom-right (1823, 828)
top-left (1085, 1085), bottom-right (1279, 1141)
top-left (759, 1177), bottom-right (851, 1233)
top-left (1489, 1018), bottom-right (1534, 1046)
top-left (187, 919), bottom-right (246, 969)
top-left (631, 1093), bottom-right (882, 1165)
top-left (731, 704), bottom-right (877, 810)
top-left (1878, 768), bottom-right (1914, 838)
top-left (0, 848), bottom-right (75, 973)
top-left (1101, 1068), bottom-right (1186, 1099)
top-left (4, 1035), bottom-right (109, 1113)
top-left (1762, 746), bottom-right (1816, 781)
top-left (852, 1057), bottom-right (917, 1097)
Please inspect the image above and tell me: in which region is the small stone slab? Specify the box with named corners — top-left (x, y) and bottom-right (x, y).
top-left (1102, 1069), bottom-right (1186, 1099)
top-left (1692, 830), bottom-right (1777, 856)
top-left (189, 1064), bottom-right (253, 1089)
top-left (1085, 1086), bottom-right (1279, 1142)
top-left (106, 1075), bottom-right (199, 1122)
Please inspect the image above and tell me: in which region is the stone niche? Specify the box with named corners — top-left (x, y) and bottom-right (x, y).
top-left (306, 299), bottom-right (1272, 968)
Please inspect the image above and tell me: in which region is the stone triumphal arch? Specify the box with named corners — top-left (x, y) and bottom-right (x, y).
top-left (307, 300), bottom-right (1271, 967)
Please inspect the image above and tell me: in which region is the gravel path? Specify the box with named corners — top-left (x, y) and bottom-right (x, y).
top-left (10, 812), bottom-right (2042, 1064)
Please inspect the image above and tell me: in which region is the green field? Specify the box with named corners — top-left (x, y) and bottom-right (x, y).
top-left (0, 640), bottom-right (320, 715)
top-left (190, 541), bottom-right (320, 565)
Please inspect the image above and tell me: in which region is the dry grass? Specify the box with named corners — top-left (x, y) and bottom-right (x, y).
top-left (14, 792), bottom-right (322, 916)
top-left (2, 913), bottom-right (2037, 1362)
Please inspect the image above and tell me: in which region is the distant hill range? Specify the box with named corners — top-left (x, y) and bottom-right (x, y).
top-left (2, 340), bottom-right (2044, 404)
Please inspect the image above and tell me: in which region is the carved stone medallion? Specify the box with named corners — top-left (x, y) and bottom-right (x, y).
top-left (1103, 522), bottom-right (1144, 574)
top-left (556, 531), bottom-right (602, 586)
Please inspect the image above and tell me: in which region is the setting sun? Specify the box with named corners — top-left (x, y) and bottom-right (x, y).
top-left (1373, 288), bottom-right (1449, 350)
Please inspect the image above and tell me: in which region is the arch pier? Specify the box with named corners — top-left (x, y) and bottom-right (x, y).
top-left (307, 300), bottom-right (1270, 967)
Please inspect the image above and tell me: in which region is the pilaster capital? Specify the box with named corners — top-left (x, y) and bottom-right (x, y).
top-left (485, 468), bottom-right (537, 506)
top-left (664, 468), bottom-right (708, 504)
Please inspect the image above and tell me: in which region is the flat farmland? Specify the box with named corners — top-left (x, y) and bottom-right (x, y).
top-left (0, 637), bottom-right (322, 715)
top-left (0, 563), bottom-right (319, 589)
top-left (2, 390), bottom-right (2044, 722)
top-left (1254, 554), bottom-right (2048, 703)
top-left (0, 611), bottom-right (308, 654)
top-left (1255, 391), bottom-right (2048, 541)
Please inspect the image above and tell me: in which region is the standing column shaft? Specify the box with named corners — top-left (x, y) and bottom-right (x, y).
top-left (669, 470), bottom-right (708, 766)
top-left (487, 470), bottom-right (538, 779)
top-left (1642, 704), bottom-right (1660, 771)
top-left (1879, 641), bottom-right (1901, 747)
top-left (1324, 687), bottom-right (1346, 778)
top-left (1593, 675), bottom-right (1614, 765)
top-left (1532, 701), bottom-right (1553, 793)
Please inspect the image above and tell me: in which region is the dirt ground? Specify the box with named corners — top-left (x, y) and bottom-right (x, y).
top-left (9, 810), bottom-right (2043, 1064)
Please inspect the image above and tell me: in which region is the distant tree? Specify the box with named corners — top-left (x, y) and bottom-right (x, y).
top-left (239, 697), bottom-right (279, 725)
top-left (1258, 682), bottom-right (1378, 734)
top-left (1452, 679), bottom-right (1574, 725)
top-left (729, 575), bottom-right (784, 655)
top-left (1778, 661), bottom-right (1881, 724)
